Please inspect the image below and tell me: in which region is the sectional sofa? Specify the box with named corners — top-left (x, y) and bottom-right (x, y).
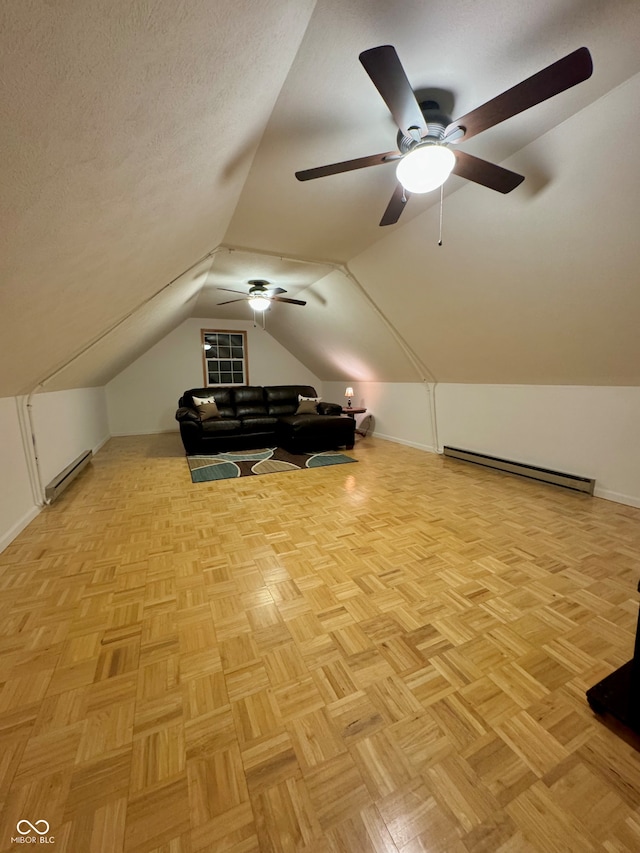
top-left (175, 384), bottom-right (355, 455)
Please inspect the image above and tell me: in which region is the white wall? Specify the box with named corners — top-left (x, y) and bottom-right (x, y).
top-left (323, 380), bottom-right (640, 508)
top-left (0, 387), bottom-right (109, 554)
top-left (30, 387), bottom-right (110, 487)
top-left (436, 384), bottom-right (640, 507)
top-left (106, 317), bottom-right (322, 435)
top-left (323, 380), bottom-right (436, 453)
top-left (0, 397), bottom-right (39, 553)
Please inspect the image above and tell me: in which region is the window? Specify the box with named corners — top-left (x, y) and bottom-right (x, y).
top-left (201, 330), bottom-right (248, 386)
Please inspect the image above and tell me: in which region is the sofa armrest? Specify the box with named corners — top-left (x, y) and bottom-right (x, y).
top-left (176, 406), bottom-right (199, 423)
top-left (318, 402), bottom-right (342, 416)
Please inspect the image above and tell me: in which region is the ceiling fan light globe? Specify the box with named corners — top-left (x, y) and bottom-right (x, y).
top-left (396, 145), bottom-right (455, 193)
top-left (249, 295), bottom-right (270, 311)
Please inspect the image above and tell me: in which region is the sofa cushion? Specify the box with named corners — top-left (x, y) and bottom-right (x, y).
top-left (277, 413), bottom-right (355, 451)
top-left (196, 401), bottom-right (220, 420)
top-left (318, 402), bottom-right (342, 416)
top-left (192, 393), bottom-right (215, 406)
top-left (278, 414), bottom-right (349, 434)
top-left (265, 385), bottom-right (318, 416)
top-left (201, 418), bottom-right (242, 434)
top-left (233, 386), bottom-right (268, 419)
top-left (296, 399), bottom-right (319, 415)
top-left (239, 416), bottom-right (278, 433)
top-left (184, 388), bottom-right (236, 418)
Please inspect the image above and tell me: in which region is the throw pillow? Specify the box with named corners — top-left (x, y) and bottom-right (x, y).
top-left (296, 399), bottom-right (319, 415)
top-left (299, 394), bottom-right (321, 403)
top-left (196, 401), bottom-right (220, 420)
top-left (192, 394), bottom-right (215, 406)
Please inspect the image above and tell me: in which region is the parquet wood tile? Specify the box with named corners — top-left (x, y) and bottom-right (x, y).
top-left (2, 433), bottom-right (640, 850)
top-left (241, 731), bottom-right (299, 796)
top-left (376, 778), bottom-right (458, 851)
top-left (0, 769), bottom-right (72, 851)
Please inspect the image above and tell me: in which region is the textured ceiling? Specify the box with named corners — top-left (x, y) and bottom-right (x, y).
top-left (2, 0), bottom-right (640, 394)
top-left (0, 0), bottom-right (316, 395)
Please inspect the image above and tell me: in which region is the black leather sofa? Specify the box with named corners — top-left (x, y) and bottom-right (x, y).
top-left (175, 385), bottom-right (355, 455)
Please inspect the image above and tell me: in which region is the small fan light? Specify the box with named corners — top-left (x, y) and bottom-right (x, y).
top-left (396, 144), bottom-right (455, 194)
top-left (249, 295), bottom-right (270, 312)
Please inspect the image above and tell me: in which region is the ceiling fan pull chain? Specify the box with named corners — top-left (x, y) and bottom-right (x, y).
top-left (438, 183), bottom-right (444, 246)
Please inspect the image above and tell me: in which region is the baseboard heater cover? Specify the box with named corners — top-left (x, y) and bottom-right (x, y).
top-left (45, 450), bottom-right (92, 502)
top-left (443, 446), bottom-right (595, 494)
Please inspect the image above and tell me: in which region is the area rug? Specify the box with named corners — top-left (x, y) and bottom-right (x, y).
top-left (187, 446), bottom-right (357, 483)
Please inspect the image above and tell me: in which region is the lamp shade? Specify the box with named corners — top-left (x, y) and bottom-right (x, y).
top-left (344, 387), bottom-right (354, 398)
top-left (396, 144), bottom-right (455, 194)
top-left (249, 295), bottom-right (270, 311)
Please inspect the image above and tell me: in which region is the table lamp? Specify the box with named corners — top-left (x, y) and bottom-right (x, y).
top-left (344, 387), bottom-right (354, 408)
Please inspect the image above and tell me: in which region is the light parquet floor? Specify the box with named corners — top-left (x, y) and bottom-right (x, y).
top-left (1, 433), bottom-right (640, 852)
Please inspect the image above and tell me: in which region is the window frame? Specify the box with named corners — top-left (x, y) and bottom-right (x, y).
top-left (201, 329), bottom-right (249, 387)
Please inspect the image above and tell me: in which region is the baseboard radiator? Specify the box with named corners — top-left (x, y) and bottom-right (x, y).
top-left (44, 450), bottom-right (92, 502)
top-left (443, 446), bottom-right (595, 494)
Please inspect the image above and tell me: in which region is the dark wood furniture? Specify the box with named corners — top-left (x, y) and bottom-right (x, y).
top-left (587, 580), bottom-right (640, 734)
top-left (342, 407), bottom-right (368, 437)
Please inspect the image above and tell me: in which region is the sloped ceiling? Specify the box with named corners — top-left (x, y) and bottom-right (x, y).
top-left (0, 0), bottom-right (316, 396)
top-left (349, 72), bottom-right (640, 385)
top-left (3, 0), bottom-right (640, 395)
top-left (44, 255), bottom-right (214, 392)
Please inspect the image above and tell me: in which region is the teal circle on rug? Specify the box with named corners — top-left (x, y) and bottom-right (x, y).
top-left (190, 460), bottom-right (241, 481)
top-left (306, 453), bottom-right (355, 468)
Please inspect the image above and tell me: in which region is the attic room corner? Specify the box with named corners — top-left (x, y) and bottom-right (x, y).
top-left (0, 388), bottom-right (111, 554)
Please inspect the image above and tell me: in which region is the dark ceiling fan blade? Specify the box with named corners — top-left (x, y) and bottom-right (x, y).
top-left (452, 150), bottom-right (524, 193)
top-left (447, 47), bottom-right (593, 142)
top-left (270, 296), bottom-right (307, 306)
top-left (216, 287), bottom-right (248, 295)
top-left (380, 183), bottom-right (410, 226)
top-left (296, 150), bottom-right (400, 181)
top-left (359, 45), bottom-right (428, 138)
top-left (217, 298), bottom-right (246, 305)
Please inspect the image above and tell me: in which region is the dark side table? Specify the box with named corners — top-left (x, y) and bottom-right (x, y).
top-left (342, 407), bottom-right (367, 436)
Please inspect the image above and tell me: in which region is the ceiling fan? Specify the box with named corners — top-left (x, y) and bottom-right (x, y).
top-left (295, 45), bottom-right (593, 226)
top-left (216, 279), bottom-right (306, 311)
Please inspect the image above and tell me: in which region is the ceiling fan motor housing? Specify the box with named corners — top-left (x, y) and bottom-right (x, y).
top-left (397, 101), bottom-right (450, 153)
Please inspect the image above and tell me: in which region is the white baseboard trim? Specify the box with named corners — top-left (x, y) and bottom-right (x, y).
top-left (0, 506), bottom-right (41, 555)
top-left (110, 428), bottom-right (179, 436)
top-left (593, 487), bottom-right (640, 509)
top-left (93, 434), bottom-right (111, 454)
top-left (372, 436), bottom-right (640, 508)
top-left (372, 432), bottom-right (437, 454)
